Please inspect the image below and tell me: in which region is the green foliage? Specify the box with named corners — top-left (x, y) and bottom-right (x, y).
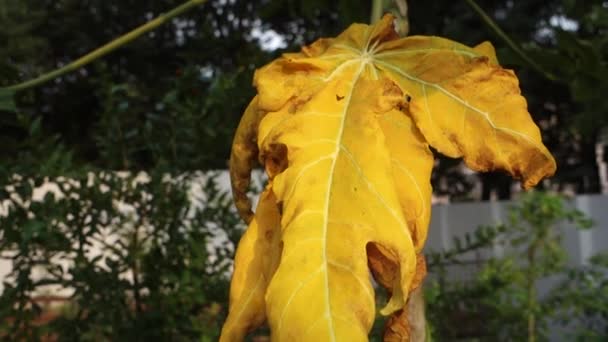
top-left (521, 1), bottom-right (608, 135)
top-left (425, 191), bottom-right (601, 341)
top-left (0, 0), bottom-right (273, 170)
top-left (0, 88), bottom-right (15, 112)
top-left (0, 0), bottom-right (48, 84)
top-left (91, 63), bottom-right (255, 170)
top-left (0, 172), bottom-right (242, 340)
top-left (548, 252), bottom-right (608, 341)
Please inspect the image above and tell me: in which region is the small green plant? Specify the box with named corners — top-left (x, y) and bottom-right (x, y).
top-left (426, 191), bottom-right (595, 341)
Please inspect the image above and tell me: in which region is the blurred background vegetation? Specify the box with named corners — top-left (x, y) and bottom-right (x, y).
top-left (0, 0), bottom-right (606, 340)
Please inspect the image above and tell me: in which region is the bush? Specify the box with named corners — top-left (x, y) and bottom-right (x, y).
top-left (0, 171), bottom-right (243, 341)
top-left (425, 191), bottom-right (601, 341)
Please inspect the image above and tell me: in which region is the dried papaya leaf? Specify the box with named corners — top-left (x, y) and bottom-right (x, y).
top-left (381, 256), bottom-right (427, 342)
top-left (368, 248), bottom-right (427, 342)
top-left (220, 185), bottom-right (282, 341)
top-left (383, 309), bottom-right (411, 342)
top-left (230, 96), bottom-right (265, 223)
top-left (366, 247), bottom-right (429, 341)
top-left (224, 13), bottom-right (556, 341)
top-left (383, 287), bottom-right (426, 342)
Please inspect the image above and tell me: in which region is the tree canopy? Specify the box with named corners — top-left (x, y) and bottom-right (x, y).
top-left (1, 0), bottom-right (606, 195)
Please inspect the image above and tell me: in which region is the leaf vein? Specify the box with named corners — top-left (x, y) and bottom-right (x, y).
top-left (338, 144), bottom-right (409, 237)
top-left (375, 60), bottom-right (550, 153)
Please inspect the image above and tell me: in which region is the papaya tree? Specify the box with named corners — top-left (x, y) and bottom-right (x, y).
top-left (221, 14), bottom-right (556, 341)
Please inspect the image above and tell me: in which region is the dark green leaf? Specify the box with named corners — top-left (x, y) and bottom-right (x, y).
top-left (0, 88), bottom-right (16, 113)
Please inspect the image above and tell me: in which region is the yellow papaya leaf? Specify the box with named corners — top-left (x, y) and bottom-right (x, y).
top-left (262, 74), bottom-right (416, 340)
top-left (377, 106), bottom-right (433, 252)
top-left (224, 13), bottom-right (556, 341)
top-left (374, 34), bottom-right (556, 188)
top-left (367, 91), bottom-right (432, 341)
top-left (220, 185), bottom-right (282, 341)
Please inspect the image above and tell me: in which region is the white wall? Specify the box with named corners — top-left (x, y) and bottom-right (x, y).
top-left (425, 194), bottom-right (608, 266)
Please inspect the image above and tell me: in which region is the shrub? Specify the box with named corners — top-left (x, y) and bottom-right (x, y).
top-left (0, 171), bottom-right (242, 341)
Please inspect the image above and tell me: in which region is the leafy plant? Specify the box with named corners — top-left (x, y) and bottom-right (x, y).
top-left (222, 15), bottom-right (556, 341)
top-left (548, 252), bottom-right (608, 340)
top-left (425, 191), bottom-right (595, 341)
top-left (0, 171), bottom-right (241, 341)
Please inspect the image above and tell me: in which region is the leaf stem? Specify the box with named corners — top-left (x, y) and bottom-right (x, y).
top-left (371, 0), bottom-right (384, 24)
top-left (2, 0), bottom-right (207, 92)
top-left (462, 0), bottom-right (558, 81)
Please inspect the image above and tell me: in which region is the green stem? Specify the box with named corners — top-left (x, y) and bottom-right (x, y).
top-left (463, 0), bottom-right (558, 81)
top-left (2, 0), bottom-right (207, 92)
top-left (371, 0), bottom-right (384, 24)
top-left (526, 238), bottom-right (541, 342)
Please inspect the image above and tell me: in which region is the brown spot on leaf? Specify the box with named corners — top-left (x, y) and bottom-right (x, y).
top-left (288, 94), bottom-right (312, 113)
top-left (275, 201), bottom-right (284, 216)
top-left (264, 143), bottom-right (288, 177)
top-left (336, 94), bottom-right (344, 101)
top-left (473, 55), bottom-right (489, 64)
top-left (382, 80), bottom-right (403, 97)
top-left (265, 229), bottom-right (274, 241)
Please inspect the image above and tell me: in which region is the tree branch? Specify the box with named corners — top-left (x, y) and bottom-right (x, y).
top-left (1, 0), bottom-right (207, 92)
